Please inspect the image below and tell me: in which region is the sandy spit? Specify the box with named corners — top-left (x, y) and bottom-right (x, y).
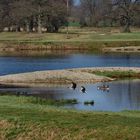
top-left (0, 67), bottom-right (139, 87)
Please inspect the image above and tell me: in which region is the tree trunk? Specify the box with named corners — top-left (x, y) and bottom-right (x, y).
top-left (30, 18), bottom-right (34, 32)
top-left (26, 20), bottom-right (30, 33)
top-left (89, 14), bottom-right (98, 27)
top-left (122, 18), bottom-right (131, 33)
top-left (89, 15), bottom-right (94, 26)
top-left (122, 23), bottom-right (131, 33)
top-left (54, 25), bottom-right (59, 32)
top-left (37, 5), bottom-right (42, 33)
top-left (0, 27), bottom-right (3, 32)
top-left (16, 25), bottom-right (21, 32)
top-left (8, 27), bottom-right (11, 32)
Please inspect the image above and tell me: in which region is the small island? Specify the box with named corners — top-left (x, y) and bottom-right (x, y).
top-left (0, 67), bottom-right (140, 87)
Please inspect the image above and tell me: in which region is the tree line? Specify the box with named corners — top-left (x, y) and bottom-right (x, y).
top-left (0, 0), bottom-right (74, 33)
top-left (0, 0), bottom-right (139, 33)
top-left (76, 0), bottom-right (140, 32)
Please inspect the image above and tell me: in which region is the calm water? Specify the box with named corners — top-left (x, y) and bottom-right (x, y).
top-left (0, 80), bottom-right (140, 111)
top-left (0, 52), bottom-right (140, 111)
top-left (0, 52), bottom-right (140, 75)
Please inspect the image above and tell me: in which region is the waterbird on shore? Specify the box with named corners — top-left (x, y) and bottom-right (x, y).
top-left (80, 86), bottom-right (86, 93)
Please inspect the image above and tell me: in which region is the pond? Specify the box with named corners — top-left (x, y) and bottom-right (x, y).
top-left (0, 51), bottom-right (140, 111)
top-left (0, 80), bottom-right (140, 112)
top-left (0, 52), bottom-right (140, 75)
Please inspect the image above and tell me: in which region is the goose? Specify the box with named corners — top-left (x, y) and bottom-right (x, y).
top-left (97, 85), bottom-right (110, 91)
top-left (81, 86), bottom-right (86, 93)
top-left (69, 82), bottom-right (77, 90)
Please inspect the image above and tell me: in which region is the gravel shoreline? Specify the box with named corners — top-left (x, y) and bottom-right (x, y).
top-left (0, 67), bottom-right (139, 87)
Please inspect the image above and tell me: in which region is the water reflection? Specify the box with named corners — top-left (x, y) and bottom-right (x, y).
top-left (0, 80), bottom-right (140, 112)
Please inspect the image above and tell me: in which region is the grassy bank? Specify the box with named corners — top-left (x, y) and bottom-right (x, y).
top-left (92, 71), bottom-right (140, 80)
top-left (0, 95), bottom-right (140, 140)
top-left (0, 28), bottom-right (140, 51)
top-left (27, 97), bottom-right (78, 106)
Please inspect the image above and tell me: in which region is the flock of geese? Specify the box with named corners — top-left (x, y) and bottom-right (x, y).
top-left (68, 82), bottom-right (110, 93)
top-left (68, 81), bottom-right (110, 106)
top-left (68, 82), bottom-right (86, 93)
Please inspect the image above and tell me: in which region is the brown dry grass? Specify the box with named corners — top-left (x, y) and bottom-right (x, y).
top-left (1, 123), bottom-right (140, 140)
top-left (0, 96), bottom-right (140, 140)
top-left (0, 120), bottom-right (14, 140)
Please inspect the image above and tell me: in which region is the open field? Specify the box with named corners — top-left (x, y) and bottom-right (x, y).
top-left (0, 30), bottom-right (139, 42)
top-left (0, 27), bottom-right (140, 52)
top-left (0, 95), bottom-right (140, 140)
top-left (0, 27), bottom-right (140, 42)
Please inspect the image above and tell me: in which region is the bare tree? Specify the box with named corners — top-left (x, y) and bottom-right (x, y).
top-left (113, 0), bottom-right (140, 32)
top-left (79, 0), bottom-right (113, 27)
top-left (80, 0), bottom-right (98, 26)
top-left (0, 0), bottom-right (13, 31)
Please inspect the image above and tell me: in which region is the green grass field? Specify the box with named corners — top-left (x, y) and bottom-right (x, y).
top-left (0, 27), bottom-right (140, 43)
top-left (0, 96), bottom-right (140, 140)
top-left (0, 27), bottom-right (139, 51)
